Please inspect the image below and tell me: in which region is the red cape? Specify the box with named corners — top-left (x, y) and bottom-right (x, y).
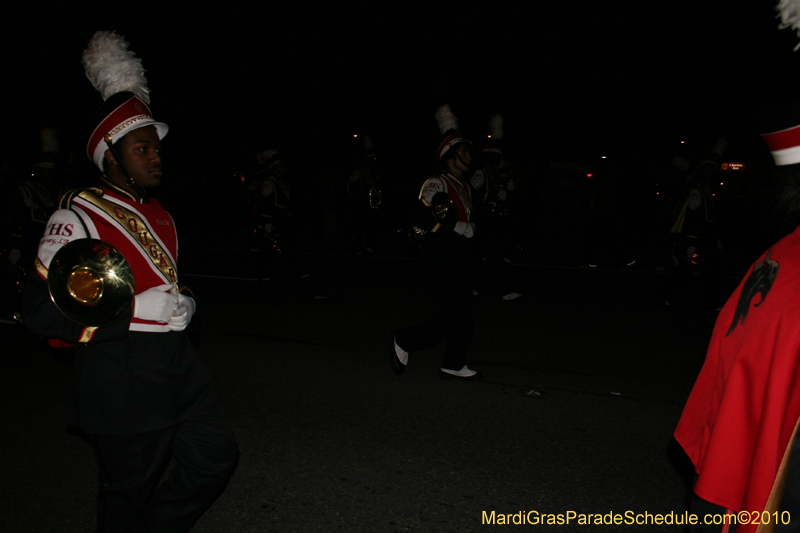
top-left (675, 226), bottom-right (800, 530)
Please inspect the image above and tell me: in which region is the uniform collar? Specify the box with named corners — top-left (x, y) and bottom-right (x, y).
top-left (100, 175), bottom-right (140, 203)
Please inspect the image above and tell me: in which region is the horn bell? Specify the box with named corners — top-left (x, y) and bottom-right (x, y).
top-left (431, 192), bottom-right (457, 229)
top-left (48, 239), bottom-right (135, 327)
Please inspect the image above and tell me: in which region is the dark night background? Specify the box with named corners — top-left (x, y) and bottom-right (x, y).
top-left (6, 1), bottom-right (800, 260)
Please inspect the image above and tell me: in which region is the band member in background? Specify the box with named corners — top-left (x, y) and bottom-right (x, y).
top-left (469, 114), bottom-right (522, 301)
top-left (248, 148), bottom-right (307, 281)
top-left (346, 134), bottom-right (382, 254)
top-left (4, 127), bottom-right (66, 323)
top-left (20, 31), bottom-right (237, 533)
top-left (662, 138), bottom-right (726, 308)
top-left (7, 127), bottom-right (66, 269)
top-left (390, 104), bottom-right (482, 380)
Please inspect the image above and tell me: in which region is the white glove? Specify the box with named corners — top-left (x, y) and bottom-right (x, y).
top-left (464, 222), bottom-right (475, 239)
top-left (8, 248), bottom-right (21, 265)
top-left (133, 283), bottom-right (178, 323)
top-left (168, 291), bottom-right (196, 332)
top-left (496, 189), bottom-right (508, 202)
top-left (455, 221), bottom-right (475, 239)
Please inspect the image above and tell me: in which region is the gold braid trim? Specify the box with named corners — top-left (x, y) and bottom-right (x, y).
top-left (34, 257), bottom-right (48, 280)
top-left (78, 327), bottom-right (98, 344)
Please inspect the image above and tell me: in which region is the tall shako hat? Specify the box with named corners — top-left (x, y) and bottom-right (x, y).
top-left (258, 149), bottom-right (284, 172)
top-left (760, 1), bottom-right (800, 165)
top-left (35, 127), bottom-right (60, 170)
top-left (361, 134), bottom-right (376, 159)
top-left (760, 104), bottom-right (800, 165)
top-left (83, 31), bottom-right (168, 171)
top-left (435, 105), bottom-right (469, 160)
top-left (482, 114), bottom-right (504, 155)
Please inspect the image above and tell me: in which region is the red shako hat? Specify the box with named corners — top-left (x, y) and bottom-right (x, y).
top-left (83, 31), bottom-right (168, 171)
top-left (435, 104), bottom-right (470, 160)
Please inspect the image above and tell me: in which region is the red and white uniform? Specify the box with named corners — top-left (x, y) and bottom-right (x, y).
top-left (420, 170), bottom-right (474, 237)
top-left (36, 182), bottom-right (178, 335)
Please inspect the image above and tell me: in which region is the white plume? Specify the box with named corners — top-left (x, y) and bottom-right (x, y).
top-left (362, 134), bottom-right (373, 150)
top-left (435, 104), bottom-right (458, 134)
top-left (671, 156), bottom-right (691, 173)
top-left (82, 31), bottom-right (150, 103)
top-left (489, 114), bottom-right (504, 140)
top-left (40, 127), bottom-right (60, 154)
top-left (711, 137), bottom-right (728, 156)
top-left (777, 0), bottom-right (800, 50)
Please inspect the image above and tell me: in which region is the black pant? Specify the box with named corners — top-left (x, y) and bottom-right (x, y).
top-left (88, 402), bottom-right (238, 533)
top-left (396, 232), bottom-right (474, 371)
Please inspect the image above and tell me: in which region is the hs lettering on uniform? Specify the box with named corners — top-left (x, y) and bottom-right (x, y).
top-left (46, 223), bottom-right (74, 236)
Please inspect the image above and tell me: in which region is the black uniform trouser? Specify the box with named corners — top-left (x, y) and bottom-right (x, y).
top-left (396, 232), bottom-right (474, 371)
top-left (88, 402), bottom-right (238, 533)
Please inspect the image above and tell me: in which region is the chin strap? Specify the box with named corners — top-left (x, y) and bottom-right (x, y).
top-left (103, 134), bottom-right (149, 204)
top-left (452, 144), bottom-right (472, 172)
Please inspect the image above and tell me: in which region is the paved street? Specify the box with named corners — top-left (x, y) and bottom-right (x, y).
top-left (1, 252), bottom-right (732, 532)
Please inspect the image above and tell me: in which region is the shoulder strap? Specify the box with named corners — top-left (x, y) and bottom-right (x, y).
top-left (59, 187), bottom-right (104, 210)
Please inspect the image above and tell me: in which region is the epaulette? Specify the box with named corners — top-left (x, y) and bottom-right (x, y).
top-left (58, 187), bottom-right (104, 210)
top-left (419, 176), bottom-right (438, 205)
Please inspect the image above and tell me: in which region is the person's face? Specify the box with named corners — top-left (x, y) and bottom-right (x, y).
top-left (113, 126), bottom-right (163, 189)
top-left (272, 161), bottom-right (287, 178)
top-left (458, 144), bottom-right (472, 166)
top-left (450, 143), bottom-right (472, 174)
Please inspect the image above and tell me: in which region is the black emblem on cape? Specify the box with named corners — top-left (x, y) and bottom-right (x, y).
top-left (726, 251), bottom-right (779, 336)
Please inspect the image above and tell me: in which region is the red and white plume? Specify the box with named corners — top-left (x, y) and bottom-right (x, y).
top-left (435, 104), bottom-right (458, 134)
top-left (82, 31), bottom-right (151, 104)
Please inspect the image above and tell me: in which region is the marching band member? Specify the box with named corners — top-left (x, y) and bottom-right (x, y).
top-left (20, 31), bottom-right (237, 532)
top-left (346, 134), bottom-right (382, 254)
top-left (7, 127), bottom-right (66, 268)
top-left (390, 104), bottom-right (482, 380)
top-left (248, 148), bottom-right (308, 281)
top-left (470, 114), bottom-right (522, 301)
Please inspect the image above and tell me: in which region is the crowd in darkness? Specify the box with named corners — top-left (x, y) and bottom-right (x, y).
top-left (160, 131), bottom-right (782, 282)
top-left (1, 122), bottom-right (786, 306)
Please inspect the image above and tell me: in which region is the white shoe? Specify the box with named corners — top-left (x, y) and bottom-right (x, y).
top-left (439, 366), bottom-right (483, 380)
top-left (501, 292), bottom-right (522, 301)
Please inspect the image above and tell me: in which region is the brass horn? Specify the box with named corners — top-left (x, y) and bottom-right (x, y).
top-left (431, 192), bottom-right (457, 229)
top-left (48, 239), bottom-right (135, 327)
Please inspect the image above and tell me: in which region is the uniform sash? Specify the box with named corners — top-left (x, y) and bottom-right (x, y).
top-left (439, 172), bottom-right (472, 222)
top-left (76, 189), bottom-right (178, 287)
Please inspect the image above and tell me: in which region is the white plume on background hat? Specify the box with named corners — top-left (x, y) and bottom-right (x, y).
top-left (82, 31), bottom-right (151, 104)
top-left (489, 114), bottom-right (504, 140)
top-left (435, 104), bottom-right (458, 135)
top-left (40, 127), bottom-right (60, 154)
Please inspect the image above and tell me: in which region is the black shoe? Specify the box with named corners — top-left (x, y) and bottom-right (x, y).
top-left (389, 333), bottom-right (406, 375)
top-left (439, 370), bottom-right (483, 381)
